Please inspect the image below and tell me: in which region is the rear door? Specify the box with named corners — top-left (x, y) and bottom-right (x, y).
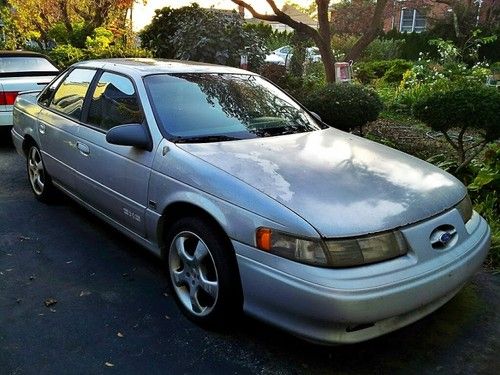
top-left (38, 68), bottom-right (97, 191)
top-left (72, 71), bottom-right (154, 236)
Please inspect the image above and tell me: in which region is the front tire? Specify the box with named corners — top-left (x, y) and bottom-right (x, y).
top-left (27, 145), bottom-right (57, 203)
top-left (165, 217), bottom-right (242, 326)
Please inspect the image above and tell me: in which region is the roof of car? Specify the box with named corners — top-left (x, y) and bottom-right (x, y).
top-left (0, 50), bottom-right (48, 58)
top-left (74, 58), bottom-right (257, 76)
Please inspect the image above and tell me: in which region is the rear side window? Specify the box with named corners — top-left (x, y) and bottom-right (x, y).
top-left (0, 57), bottom-right (58, 73)
top-left (50, 69), bottom-right (96, 121)
top-left (87, 72), bottom-right (143, 131)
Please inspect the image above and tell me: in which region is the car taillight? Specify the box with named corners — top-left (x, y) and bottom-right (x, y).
top-left (0, 91), bottom-right (19, 105)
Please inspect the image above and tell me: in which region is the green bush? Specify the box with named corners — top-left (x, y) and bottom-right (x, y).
top-left (360, 38), bottom-right (404, 61)
top-left (48, 44), bottom-right (151, 69)
top-left (48, 44), bottom-right (86, 68)
top-left (354, 59), bottom-right (412, 84)
top-left (413, 83), bottom-right (500, 171)
top-left (303, 83), bottom-right (383, 134)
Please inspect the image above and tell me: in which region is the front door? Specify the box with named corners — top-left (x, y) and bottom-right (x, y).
top-left (72, 71), bottom-right (154, 236)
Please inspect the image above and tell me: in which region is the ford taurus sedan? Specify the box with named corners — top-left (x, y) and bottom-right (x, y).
top-left (11, 59), bottom-right (490, 344)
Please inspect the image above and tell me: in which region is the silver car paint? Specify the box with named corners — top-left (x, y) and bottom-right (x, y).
top-left (11, 58), bottom-right (490, 344)
top-left (178, 128), bottom-right (466, 237)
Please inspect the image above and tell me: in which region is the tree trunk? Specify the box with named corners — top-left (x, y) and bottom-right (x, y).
top-left (316, 36), bottom-right (336, 83)
top-left (345, 0), bottom-right (388, 62)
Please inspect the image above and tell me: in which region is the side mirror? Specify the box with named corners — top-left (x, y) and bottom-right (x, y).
top-left (310, 111), bottom-right (322, 122)
top-left (106, 123), bottom-right (152, 151)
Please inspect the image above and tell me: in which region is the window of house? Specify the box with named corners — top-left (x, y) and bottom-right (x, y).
top-left (87, 72), bottom-right (144, 131)
top-left (50, 68), bottom-right (96, 121)
top-left (400, 8), bottom-right (426, 33)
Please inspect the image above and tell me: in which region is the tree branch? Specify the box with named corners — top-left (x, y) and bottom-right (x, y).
top-left (442, 130), bottom-right (459, 151)
top-left (345, 0), bottom-right (388, 62)
top-left (231, 0), bottom-right (318, 39)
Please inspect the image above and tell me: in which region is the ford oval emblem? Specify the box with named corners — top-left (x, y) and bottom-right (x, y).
top-left (430, 225), bottom-right (457, 249)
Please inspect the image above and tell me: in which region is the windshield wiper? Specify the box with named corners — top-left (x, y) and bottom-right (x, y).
top-left (172, 135), bottom-right (241, 143)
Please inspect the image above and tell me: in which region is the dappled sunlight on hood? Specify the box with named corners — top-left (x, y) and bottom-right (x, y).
top-left (300, 131), bottom-right (454, 192)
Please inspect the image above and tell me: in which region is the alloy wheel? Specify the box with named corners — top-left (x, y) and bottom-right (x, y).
top-left (168, 231), bottom-right (219, 317)
top-left (28, 147), bottom-right (45, 196)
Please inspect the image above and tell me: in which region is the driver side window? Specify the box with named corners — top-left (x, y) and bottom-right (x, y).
top-left (87, 72), bottom-right (144, 132)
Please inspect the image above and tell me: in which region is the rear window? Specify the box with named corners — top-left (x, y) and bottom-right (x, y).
top-left (0, 56), bottom-right (58, 74)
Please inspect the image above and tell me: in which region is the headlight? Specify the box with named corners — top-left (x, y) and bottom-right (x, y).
top-left (256, 228), bottom-right (328, 266)
top-left (256, 228), bottom-right (408, 268)
top-left (455, 194), bottom-right (472, 223)
top-left (325, 231), bottom-right (408, 267)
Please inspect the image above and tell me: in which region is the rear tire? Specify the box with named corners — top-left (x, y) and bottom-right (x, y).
top-left (165, 216), bottom-right (242, 326)
top-left (26, 144), bottom-right (57, 203)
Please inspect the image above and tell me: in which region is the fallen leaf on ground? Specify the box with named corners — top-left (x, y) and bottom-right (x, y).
top-left (104, 362), bottom-right (114, 367)
top-left (163, 292), bottom-right (169, 297)
top-left (164, 315), bottom-right (170, 320)
top-left (18, 236), bottom-right (31, 241)
top-left (29, 275), bottom-right (35, 281)
top-left (117, 332), bottom-right (124, 338)
top-left (49, 308), bottom-right (56, 313)
top-left (66, 261), bottom-right (72, 264)
top-left (79, 290), bottom-right (91, 297)
top-left (44, 298), bottom-right (57, 307)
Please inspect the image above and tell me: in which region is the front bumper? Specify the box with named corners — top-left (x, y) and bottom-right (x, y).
top-left (234, 210), bottom-right (490, 344)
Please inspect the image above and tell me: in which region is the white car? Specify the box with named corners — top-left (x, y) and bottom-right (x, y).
top-left (268, 45), bottom-right (322, 66)
top-left (0, 51), bottom-right (59, 127)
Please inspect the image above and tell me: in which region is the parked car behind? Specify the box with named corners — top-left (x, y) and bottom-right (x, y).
top-left (267, 45), bottom-right (321, 67)
top-left (11, 59), bottom-right (490, 344)
top-left (0, 51), bottom-right (59, 128)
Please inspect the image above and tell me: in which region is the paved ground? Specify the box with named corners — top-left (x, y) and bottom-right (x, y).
top-left (0, 128), bottom-right (499, 375)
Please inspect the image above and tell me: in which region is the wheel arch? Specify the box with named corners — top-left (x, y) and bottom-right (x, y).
top-left (158, 200), bottom-right (244, 305)
top-left (157, 201), bottom-right (232, 258)
top-left (22, 134), bottom-right (37, 156)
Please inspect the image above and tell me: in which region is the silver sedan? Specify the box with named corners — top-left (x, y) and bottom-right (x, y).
top-left (11, 59), bottom-right (490, 344)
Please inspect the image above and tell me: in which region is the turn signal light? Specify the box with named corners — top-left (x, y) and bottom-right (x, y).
top-left (256, 228), bottom-right (272, 251)
top-left (0, 91), bottom-right (19, 105)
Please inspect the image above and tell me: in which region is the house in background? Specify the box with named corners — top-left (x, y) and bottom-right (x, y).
top-left (383, 0), bottom-right (499, 34)
top-left (383, 0), bottom-right (449, 33)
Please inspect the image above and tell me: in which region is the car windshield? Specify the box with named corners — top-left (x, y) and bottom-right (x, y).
top-left (144, 73), bottom-right (325, 142)
top-left (0, 56), bottom-right (58, 73)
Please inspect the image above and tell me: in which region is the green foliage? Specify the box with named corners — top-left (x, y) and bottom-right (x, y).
top-left (413, 84), bottom-right (500, 139)
top-left (48, 44), bottom-right (86, 68)
top-left (47, 22), bottom-right (93, 48)
top-left (85, 27), bottom-right (114, 49)
top-left (243, 22), bottom-right (292, 51)
top-left (413, 83), bottom-right (500, 171)
top-left (360, 38), bottom-right (404, 61)
top-left (469, 144), bottom-right (500, 193)
top-left (331, 34), bottom-right (358, 61)
top-left (354, 60), bottom-right (412, 84)
top-left (303, 83), bottom-right (383, 133)
top-left (468, 144), bottom-right (500, 269)
top-left (48, 43), bottom-right (151, 69)
top-left (140, 4), bottom-right (266, 69)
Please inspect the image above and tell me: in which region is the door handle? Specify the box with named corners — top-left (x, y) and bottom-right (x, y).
top-left (38, 123), bottom-right (46, 134)
top-left (77, 142), bottom-right (90, 156)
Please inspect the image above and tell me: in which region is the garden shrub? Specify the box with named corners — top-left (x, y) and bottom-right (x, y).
top-left (303, 83), bottom-right (383, 134)
top-left (354, 59), bottom-right (412, 84)
top-left (48, 44), bottom-right (151, 69)
top-left (48, 44), bottom-right (86, 68)
top-left (413, 83), bottom-right (500, 172)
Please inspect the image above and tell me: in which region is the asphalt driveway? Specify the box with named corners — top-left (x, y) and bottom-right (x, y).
top-left (0, 128), bottom-right (499, 375)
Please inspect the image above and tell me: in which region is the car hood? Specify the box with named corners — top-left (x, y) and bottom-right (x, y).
top-left (177, 128), bottom-right (465, 237)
